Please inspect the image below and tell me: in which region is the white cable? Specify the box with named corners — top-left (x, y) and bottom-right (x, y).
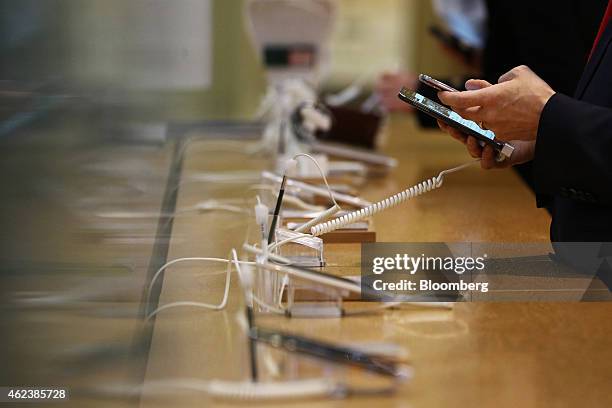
top-left (146, 300), bottom-right (229, 321)
top-left (248, 184), bottom-right (325, 212)
top-left (310, 160), bottom-right (479, 236)
top-left (98, 378), bottom-right (341, 401)
top-left (95, 201), bottom-right (247, 219)
top-left (147, 258), bottom-right (232, 307)
top-left (292, 153), bottom-right (340, 207)
top-left (281, 194), bottom-right (326, 212)
top-left (189, 201), bottom-right (248, 214)
top-left (270, 153), bottom-right (343, 238)
top-left (277, 275), bottom-right (290, 310)
top-left (292, 204), bottom-right (341, 233)
top-left (262, 154), bottom-right (341, 250)
top-left (261, 171), bottom-right (372, 208)
top-left (234, 250), bottom-right (254, 308)
top-left (145, 252), bottom-right (254, 320)
top-left (205, 378), bottom-right (339, 400)
top-left (169, 201), bottom-right (249, 216)
top-left (268, 232), bottom-right (315, 252)
top-left (182, 171), bottom-right (261, 185)
top-left (252, 294), bottom-right (285, 315)
top-left (242, 243), bottom-right (294, 265)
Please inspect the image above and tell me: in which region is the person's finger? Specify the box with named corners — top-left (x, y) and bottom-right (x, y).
top-left (498, 67), bottom-right (519, 83)
top-left (437, 120), bottom-right (467, 144)
top-left (466, 136), bottom-right (483, 158)
top-left (465, 79), bottom-right (493, 91)
top-left (481, 145), bottom-right (497, 169)
top-left (454, 105), bottom-right (485, 122)
top-left (498, 65), bottom-right (530, 83)
top-left (448, 128), bottom-right (468, 145)
top-left (438, 88), bottom-right (492, 109)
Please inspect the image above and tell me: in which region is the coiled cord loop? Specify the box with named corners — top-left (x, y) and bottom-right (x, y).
top-left (310, 160), bottom-right (479, 236)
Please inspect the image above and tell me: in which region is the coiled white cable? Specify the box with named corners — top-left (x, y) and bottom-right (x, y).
top-left (310, 160), bottom-right (479, 236)
top-left (293, 204), bottom-right (341, 233)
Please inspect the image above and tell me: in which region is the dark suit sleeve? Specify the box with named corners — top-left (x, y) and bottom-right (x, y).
top-left (534, 93), bottom-right (612, 204)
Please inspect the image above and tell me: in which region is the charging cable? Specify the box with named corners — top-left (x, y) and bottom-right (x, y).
top-left (268, 153), bottom-right (341, 243)
top-left (269, 153), bottom-right (342, 238)
top-left (248, 184), bottom-right (325, 212)
top-left (96, 378), bottom-right (344, 401)
top-left (145, 159), bottom-right (476, 320)
top-left (261, 171), bottom-right (371, 208)
top-left (145, 250), bottom-right (254, 321)
top-left (292, 204), bottom-right (341, 233)
top-left (95, 200), bottom-right (248, 220)
top-left (145, 250), bottom-right (289, 320)
top-left (310, 160), bottom-right (480, 236)
top-left (267, 231), bottom-right (315, 253)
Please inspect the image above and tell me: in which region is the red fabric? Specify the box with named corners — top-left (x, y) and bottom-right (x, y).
top-left (590, 0), bottom-right (612, 59)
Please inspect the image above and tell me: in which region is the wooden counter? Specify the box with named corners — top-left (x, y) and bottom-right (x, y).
top-left (141, 117), bottom-right (612, 408)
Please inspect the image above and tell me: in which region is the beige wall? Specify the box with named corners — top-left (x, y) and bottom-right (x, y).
top-left (150, 0), bottom-right (266, 121)
top-left (64, 0), bottom-right (471, 120)
top-left (327, 0), bottom-right (471, 87)
top-left (327, 0), bottom-right (413, 86)
top-left (190, 0), bottom-right (472, 120)
top-left (64, 0), bottom-right (265, 121)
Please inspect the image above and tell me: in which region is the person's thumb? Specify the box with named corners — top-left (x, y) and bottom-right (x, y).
top-left (465, 79), bottom-right (493, 91)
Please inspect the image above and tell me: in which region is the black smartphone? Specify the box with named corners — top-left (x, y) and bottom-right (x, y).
top-left (250, 327), bottom-right (410, 378)
top-left (398, 88), bottom-right (514, 158)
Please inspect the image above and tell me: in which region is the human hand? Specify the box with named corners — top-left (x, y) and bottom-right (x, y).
top-left (374, 71), bottom-right (418, 113)
top-left (438, 65), bottom-right (555, 141)
top-left (437, 119), bottom-right (535, 169)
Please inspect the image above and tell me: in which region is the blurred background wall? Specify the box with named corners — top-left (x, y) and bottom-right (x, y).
top-left (198, 0), bottom-right (469, 120)
top-left (2, 0), bottom-right (470, 121)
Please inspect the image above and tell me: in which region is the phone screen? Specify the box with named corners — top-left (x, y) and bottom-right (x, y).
top-left (398, 88), bottom-right (505, 152)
